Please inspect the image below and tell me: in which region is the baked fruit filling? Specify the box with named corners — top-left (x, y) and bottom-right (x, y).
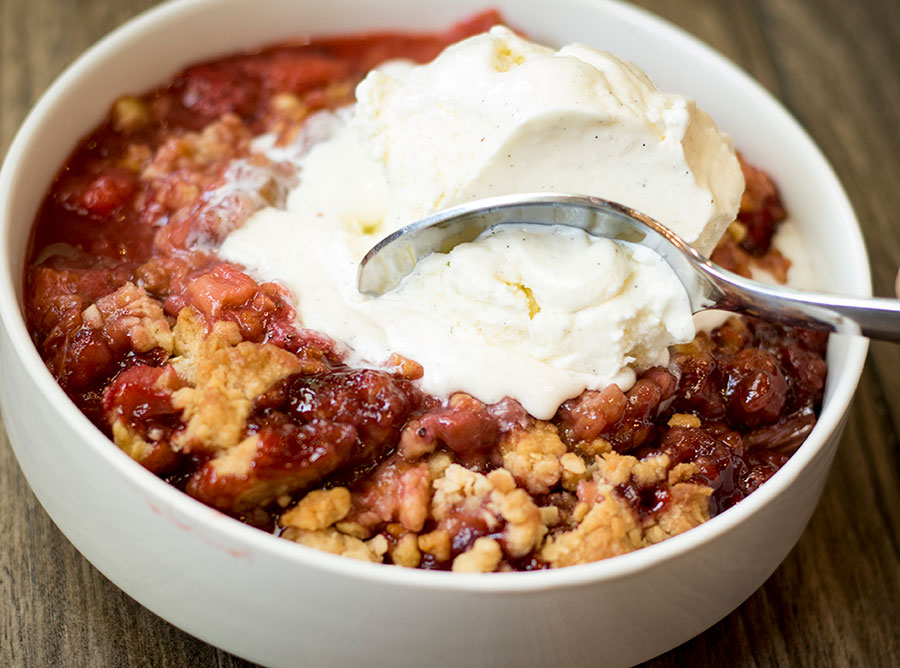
top-left (24, 10), bottom-right (827, 571)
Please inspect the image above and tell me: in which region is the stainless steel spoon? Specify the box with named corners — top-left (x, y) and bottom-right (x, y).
top-left (357, 193), bottom-right (900, 341)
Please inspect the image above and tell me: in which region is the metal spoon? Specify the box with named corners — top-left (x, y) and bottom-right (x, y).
top-left (357, 193), bottom-right (900, 341)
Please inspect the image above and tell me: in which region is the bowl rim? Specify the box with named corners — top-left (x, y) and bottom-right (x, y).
top-left (0, 0), bottom-right (871, 594)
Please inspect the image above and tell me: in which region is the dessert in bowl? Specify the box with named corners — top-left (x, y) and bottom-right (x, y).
top-left (0, 0), bottom-right (869, 665)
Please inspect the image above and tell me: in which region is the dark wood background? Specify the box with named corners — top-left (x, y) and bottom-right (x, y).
top-left (1, 1), bottom-right (898, 666)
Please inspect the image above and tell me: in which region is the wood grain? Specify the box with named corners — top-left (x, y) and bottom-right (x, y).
top-left (1, 1), bottom-right (897, 666)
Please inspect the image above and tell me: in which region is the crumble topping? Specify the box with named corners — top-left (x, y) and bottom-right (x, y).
top-left (667, 413), bottom-right (701, 428)
top-left (644, 482), bottom-right (713, 544)
top-left (431, 464), bottom-right (493, 511)
top-left (541, 495), bottom-right (643, 566)
top-left (283, 527), bottom-right (387, 563)
top-left (418, 530), bottom-right (453, 563)
top-left (280, 487), bottom-right (353, 531)
top-left (541, 452), bottom-right (711, 567)
top-left (169, 307), bottom-right (302, 452)
top-left (207, 433), bottom-right (261, 477)
top-left (140, 114), bottom-right (254, 215)
top-left (499, 421), bottom-right (567, 494)
top-left (390, 533), bottom-right (422, 568)
top-left (110, 420), bottom-right (155, 462)
top-left (84, 282), bottom-right (174, 354)
top-left (559, 452), bottom-right (589, 491)
top-left (452, 537), bottom-right (503, 573)
top-left (432, 464), bottom-right (546, 563)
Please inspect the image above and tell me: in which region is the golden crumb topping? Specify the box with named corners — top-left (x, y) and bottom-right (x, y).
top-left (110, 419), bottom-right (155, 462)
top-left (541, 494), bottom-right (644, 567)
top-left (499, 422), bottom-right (567, 494)
top-left (432, 464), bottom-right (546, 561)
top-left (432, 464), bottom-right (494, 514)
top-left (283, 527), bottom-right (387, 563)
top-left (207, 433), bottom-right (260, 478)
top-left (418, 530), bottom-right (452, 562)
top-left (280, 488), bottom-right (353, 531)
top-left (541, 451), bottom-right (712, 567)
top-left (390, 534), bottom-right (422, 568)
top-left (452, 537), bottom-right (503, 573)
top-left (644, 483), bottom-right (713, 544)
top-left (169, 307), bottom-right (301, 452)
top-left (667, 413), bottom-right (702, 428)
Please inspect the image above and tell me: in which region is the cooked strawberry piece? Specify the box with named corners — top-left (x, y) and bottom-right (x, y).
top-left (186, 419), bottom-right (358, 513)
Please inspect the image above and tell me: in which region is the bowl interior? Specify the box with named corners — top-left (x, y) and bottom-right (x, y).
top-left (0, 0), bottom-right (870, 587)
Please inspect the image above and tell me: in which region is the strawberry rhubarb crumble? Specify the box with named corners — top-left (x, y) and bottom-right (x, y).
top-left (24, 11), bottom-right (827, 572)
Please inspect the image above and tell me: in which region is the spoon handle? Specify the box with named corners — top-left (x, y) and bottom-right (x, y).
top-left (707, 266), bottom-right (900, 341)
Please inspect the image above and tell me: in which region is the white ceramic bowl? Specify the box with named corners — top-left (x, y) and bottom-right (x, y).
top-left (0, 1), bottom-right (870, 666)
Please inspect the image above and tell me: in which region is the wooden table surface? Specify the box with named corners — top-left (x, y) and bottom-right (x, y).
top-left (1, 0), bottom-right (898, 666)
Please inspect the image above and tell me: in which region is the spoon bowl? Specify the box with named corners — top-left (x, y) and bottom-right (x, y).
top-left (358, 193), bottom-right (900, 341)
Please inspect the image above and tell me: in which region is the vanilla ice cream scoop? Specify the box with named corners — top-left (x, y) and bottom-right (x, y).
top-left (220, 26), bottom-right (745, 418)
top-left (354, 26), bottom-right (743, 255)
